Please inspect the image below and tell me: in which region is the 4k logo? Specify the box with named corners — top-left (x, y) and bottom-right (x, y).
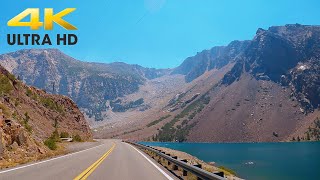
top-left (7, 8), bottom-right (77, 30)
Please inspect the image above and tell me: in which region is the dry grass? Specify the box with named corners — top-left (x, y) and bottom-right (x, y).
top-left (0, 143), bottom-right (67, 169)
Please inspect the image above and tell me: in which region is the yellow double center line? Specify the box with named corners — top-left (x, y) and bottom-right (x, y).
top-left (74, 143), bottom-right (116, 180)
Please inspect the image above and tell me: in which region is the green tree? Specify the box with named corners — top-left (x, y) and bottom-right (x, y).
top-left (0, 74), bottom-right (13, 95)
top-left (44, 138), bottom-right (57, 150)
top-left (73, 134), bottom-right (82, 142)
top-left (306, 132), bottom-right (311, 141)
top-left (24, 112), bottom-right (30, 123)
top-left (51, 129), bottom-right (60, 142)
top-left (60, 132), bottom-right (69, 138)
top-left (53, 117), bottom-right (58, 128)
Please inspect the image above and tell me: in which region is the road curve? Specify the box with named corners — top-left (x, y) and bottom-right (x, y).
top-left (0, 139), bottom-right (177, 180)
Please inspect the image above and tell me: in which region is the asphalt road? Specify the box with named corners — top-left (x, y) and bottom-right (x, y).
top-left (0, 139), bottom-right (177, 180)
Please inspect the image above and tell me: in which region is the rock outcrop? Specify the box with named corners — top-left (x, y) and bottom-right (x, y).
top-left (222, 24), bottom-right (320, 112)
top-left (0, 65), bottom-right (92, 167)
top-left (172, 40), bottom-right (250, 82)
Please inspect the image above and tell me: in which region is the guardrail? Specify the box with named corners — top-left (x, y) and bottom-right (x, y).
top-left (125, 141), bottom-right (226, 180)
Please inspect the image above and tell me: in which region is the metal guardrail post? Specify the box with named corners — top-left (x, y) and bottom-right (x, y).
top-left (172, 156), bottom-right (178, 170)
top-left (166, 154), bottom-right (171, 166)
top-left (214, 172), bottom-right (224, 177)
top-left (194, 164), bottom-right (202, 180)
top-left (181, 159), bottom-right (188, 176)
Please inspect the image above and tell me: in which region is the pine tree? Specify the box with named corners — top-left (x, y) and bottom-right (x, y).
top-left (297, 136), bottom-right (301, 142)
top-left (306, 132), bottom-right (311, 141)
top-left (52, 82), bottom-right (55, 94)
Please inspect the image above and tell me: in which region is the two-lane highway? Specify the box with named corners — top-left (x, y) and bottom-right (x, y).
top-left (0, 139), bottom-right (177, 180)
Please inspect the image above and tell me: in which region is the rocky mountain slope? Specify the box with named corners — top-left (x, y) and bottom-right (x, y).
top-left (185, 24), bottom-right (320, 142)
top-left (0, 65), bottom-right (91, 167)
top-left (223, 24), bottom-right (320, 113)
top-left (108, 24), bottom-right (320, 142)
top-left (172, 40), bottom-right (250, 82)
top-left (0, 49), bottom-right (169, 121)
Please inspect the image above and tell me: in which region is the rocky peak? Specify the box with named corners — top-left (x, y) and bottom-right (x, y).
top-left (221, 24), bottom-right (320, 113)
top-left (172, 40), bottom-right (250, 82)
top-left (256, 28), bottom-right (266, 35)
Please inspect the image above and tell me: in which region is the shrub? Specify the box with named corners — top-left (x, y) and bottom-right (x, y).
top-left (23, 112), bottom-right (32, 132)
top-left (73, 134), bottom-right (82, 142)
top-left (0, 103), bottom-right (10, 117)
top-left (146, 115), bottom-right (171, 127)
top-left (0, 74), bottom-right (13, 95)
top-left (14, 98), bottom-right (20, 107)
top-left (24, 123), bottom-right (32, 133)
top-left (51, 129), bottom-right (60, 142)
top-left (12, 111), bottom-right (18, 119)
top-left (306, 117), bottom-right (320, 140)
top-left (111, 98), bottom-right (144, 112)
top-left (26, 88), bottom-right (33, 97)
top-left (24, 112), bottom-right (30, 123)
top-left (218, 166), bottom-right (236, 175)
top-left (7, 74), bottom-right (16, 81)
top-left (44, 138), bottom-right (57, 150)
top-left (60, 132), bottom-right (69, 138)
top-left (40, 97), bottom-right (64, 113)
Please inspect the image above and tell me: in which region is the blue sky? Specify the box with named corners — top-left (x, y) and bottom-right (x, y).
top-left (1, 0), bottom-right (320, 68)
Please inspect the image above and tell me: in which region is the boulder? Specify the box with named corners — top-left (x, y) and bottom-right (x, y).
top-left (38, 147), bottom-right (45, 154)
top-left (16, 131), bottom-right (27, 146)
top-left (10, 141), bottom-right (19, 150)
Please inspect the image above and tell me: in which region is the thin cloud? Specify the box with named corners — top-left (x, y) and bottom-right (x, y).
top-left (135, 0), bottom-right (166, 24)
top-left (144, 0), bottom-right (166, 13)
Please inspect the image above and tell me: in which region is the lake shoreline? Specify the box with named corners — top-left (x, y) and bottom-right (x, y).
top-left (141, 141), bottom-right (320, 179)
top-left (153, 146), bottom-right (243, 180)
top-left (143, 140), bottom-right (319, 144)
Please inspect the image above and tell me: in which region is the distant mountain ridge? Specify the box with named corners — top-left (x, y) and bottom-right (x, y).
top-left (0, 49), bottom-right (169, 121)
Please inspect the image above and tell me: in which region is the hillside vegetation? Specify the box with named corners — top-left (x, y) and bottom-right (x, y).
top-left (0, 65), bottom-right (92, 168)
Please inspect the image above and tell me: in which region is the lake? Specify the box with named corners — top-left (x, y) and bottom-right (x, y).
top-left (140, 141), bottom-right (320, 180)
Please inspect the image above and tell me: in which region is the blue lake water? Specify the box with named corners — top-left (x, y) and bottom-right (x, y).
top-left (140, 141), bottom-right (320, 180)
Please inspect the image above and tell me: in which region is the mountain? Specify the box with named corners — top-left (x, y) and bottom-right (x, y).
top-left (184, 24), bottom-right (320, 142)
top-left (0, 64), bottom-right (91, 166)
top-left (222, 24), bottom-right (320, 112)
top-left (0, 49), bottom-right (169, 121)
top-left (108, 24), bottom-right (320, 142)
top-left (1, 24), bottom-right (319, 143)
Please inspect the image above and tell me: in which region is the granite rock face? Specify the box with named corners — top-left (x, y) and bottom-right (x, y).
top-left (221, 24), bottom-right (320, 112)
top-left (172, 40), bottom-right (250, 82)
top-left (0, 49), bottom-right (169, 121)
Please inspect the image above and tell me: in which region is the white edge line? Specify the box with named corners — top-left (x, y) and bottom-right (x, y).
top-left (127, 143), bottom-right (174, 180)
top-left (0, 143), bottom-right (105, 174)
